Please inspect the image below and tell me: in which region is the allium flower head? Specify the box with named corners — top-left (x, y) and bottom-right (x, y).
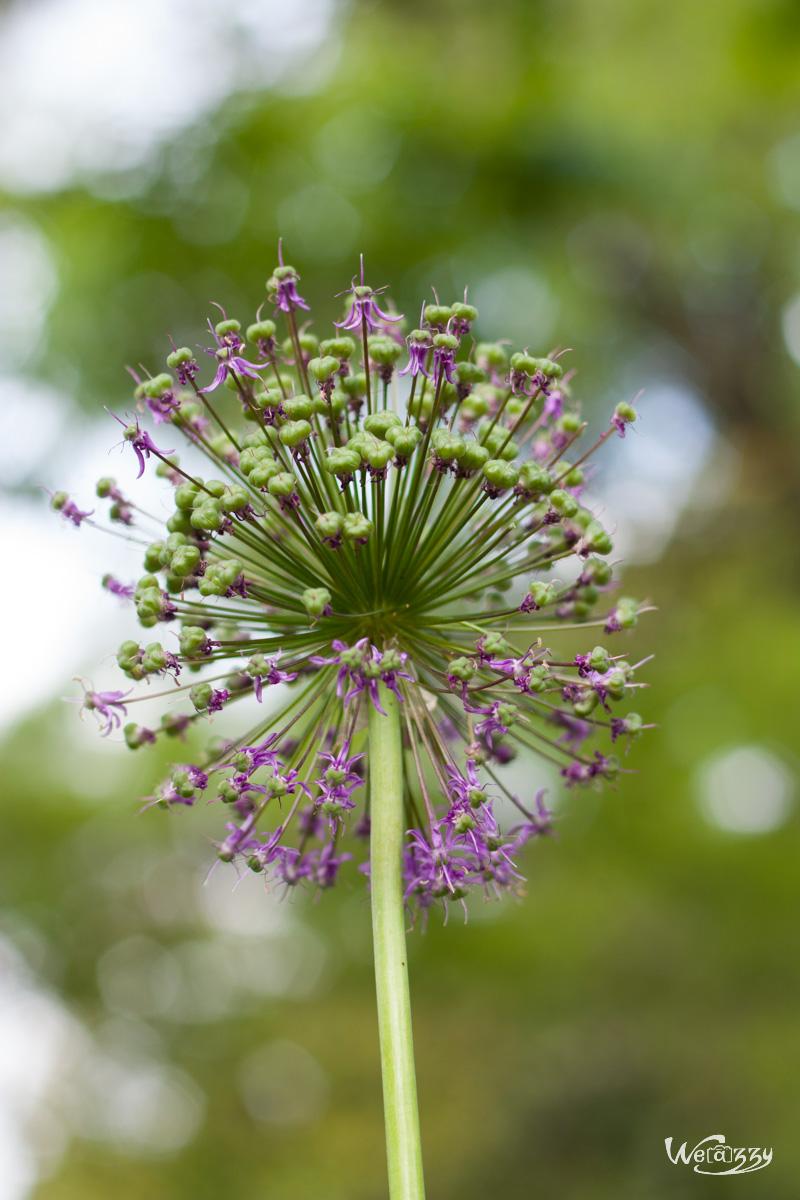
top-left (56, 250), bottom-right (653, 923)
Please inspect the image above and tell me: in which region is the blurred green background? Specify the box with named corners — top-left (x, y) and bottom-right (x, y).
top-left (1, 0), bottom-right (799, 1196)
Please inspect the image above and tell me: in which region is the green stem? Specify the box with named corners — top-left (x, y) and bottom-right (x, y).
top-left (369, 684), bottom-right (426, 1200)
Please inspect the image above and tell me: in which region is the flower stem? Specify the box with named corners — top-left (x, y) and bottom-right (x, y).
top-left (369, 683), bottom-right (426, 1200)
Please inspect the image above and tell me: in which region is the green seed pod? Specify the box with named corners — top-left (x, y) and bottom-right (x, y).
top-left (343, 513), bottom-right (373, 543)
top-left (573, 691), bottom-right (599, 717)
top-left (341, 373), bottom-right (367, 398)
top-left (448, 656), bottom-right (474, 682)
top-left (482, 459), bottom-right (520, 492)
top-left (203, 479), bottom-right (228, 498)
top-left (141, 373), bottom-right (174, 398)
top-left (308, 356), bottom-right (341, 383)
top-left (136, 587), bottom-right (167, 619)
top-left (368, 339), bottom-right (403, 367)
top-left (249, 461), bottom-right (281, 488)
top-left (363, 437), bottom-right (394, 471)
top-left (170, 544), bottom-right (201, 577)
top-left (252, 387), bottom-right (284, 413)
top-left (315, 511), bottom-right (344, 540)
top-left (323, 448), bottom-right (361, 477)
top-left (459, 393), bottom-right (490, 422)
top-left (180, 626), bottom-right (210, 657)
top-left (117, 640), bottom-right (144, 679)
top-left (432, 332), bottom-right (459, 351)
top-left (536, 357), bottom-right (563, 379)
top-left (450, 301), bottom-right (478, 323)
top-left (364, 412), bottom-right (402, 438)
top-left (143, 542), bottom-right (166, 572)
top-left (282, 395), bottom-right (314, 421)
top-left (560, 464), bottom-right (584, 487)
top-left (312, 391), bottom-right (347, 419)
top-left (190, 683), bottom-right (213, 711)
top-left (476, 343), bottom-right (508, 370)
top-left (222, 488), bottom-right (250, 513)
top-left (166, 346), bottom-right (193, 368)
top-left (458, 442), bottom-right (490, 473)
top-left (526, 581), bottom-right (556, 608)
top-left (478, 424), bottom-right (519, 461)
top-left (95, 476), bottom-right (117, 499)
top-left (549, 489), bottom-right (579, 519)
top-left (124, 724), bottom-right (154, 750)
top-left (423, 304), bottom-right (452, 327)
top-left (583, 558), bottom-right (612, 586)
top-left (214, 318), bottom-right (241, 336)
top-left (166, 509), bottom-right (195, 535)
top-left (302, 587), bottom-right (331, 619)
top-left (319, 336), bottom-right (356, 360)
top-left (174, 481), bottom-right (200, 510)
top-left (267, 472), bottom-right (297, 498)
top-left (246, 319), bottom-right (276, 343)
top-left (517, 462), bottom-right (554, 495)
top-left (615, 401), bottom-right (637, 424)
top-left (431, 430), bottom-right (465, 462)
top-left (558, 413), bottom-right (582, 435)
top-left (142, 642), bottom-right (170, 673)
top-left (509, 352), bottom-right (540, 376)
top-left (583, 523), bottom-right (613, 555)
top-left (279, 420), bottom-right (313, 449)
top-left (453, 361), bottom-right (485, 388)
top-left (191, 503), bottom-right (224, 532)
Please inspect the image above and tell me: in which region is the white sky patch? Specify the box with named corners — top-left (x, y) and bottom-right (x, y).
top-left (696, 744), bottom-right (796, 835)
top-left (0, 0), bottom-right (341, 194)
top-left (0, 214), bottom-right (59, 371)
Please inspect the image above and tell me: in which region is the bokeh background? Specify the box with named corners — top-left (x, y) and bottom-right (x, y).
top-left (1, 0), bottom-right (799, 1196)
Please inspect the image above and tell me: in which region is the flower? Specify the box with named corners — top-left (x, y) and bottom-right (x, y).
top-left (59, 249), bottom-right (652, 922)
top-left (336, 256), bottom-right (403, 335)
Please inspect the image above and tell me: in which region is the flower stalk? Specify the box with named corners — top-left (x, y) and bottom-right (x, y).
top-left (369, 684), bottom-right (426, 1200)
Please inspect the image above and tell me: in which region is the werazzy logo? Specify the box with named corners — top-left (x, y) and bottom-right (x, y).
top-left (665, 1135), bottom-right (772, 1176)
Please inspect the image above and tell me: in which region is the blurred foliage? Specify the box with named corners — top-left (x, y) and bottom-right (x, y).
top-left (1, 0), bottom-right (799, 1196)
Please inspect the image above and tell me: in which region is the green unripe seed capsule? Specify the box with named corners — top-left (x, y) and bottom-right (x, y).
top-left (319, 336), bottom-right (356, 360)
top-left (482, 459), bottom-right (519, 492)
top-left (190, 683), bottom-right (213, 711)
top-left (267, 472), bottom-right (296, 498)
top-left (166, 346), bottom-right (193, 368)
top-left (424, 304), bottom-right (452, 325)
top-left (302, 587), bottom-right (331, 619)
top-left (308, 356), bottom-right (341, 382)
top-left (279, 420), bottom-right (312, 448)
top-left (343, 513), bottom-right (373, 543)
top-left (549, 489), bottom-right (579, 518)
top-left (246, 319), bottom-right (276, 343)
top-left (315, 512), bottom-right (344, 540)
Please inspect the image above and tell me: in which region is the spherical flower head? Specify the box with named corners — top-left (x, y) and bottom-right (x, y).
top-left (59, 248), bottom-right (653, 925)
